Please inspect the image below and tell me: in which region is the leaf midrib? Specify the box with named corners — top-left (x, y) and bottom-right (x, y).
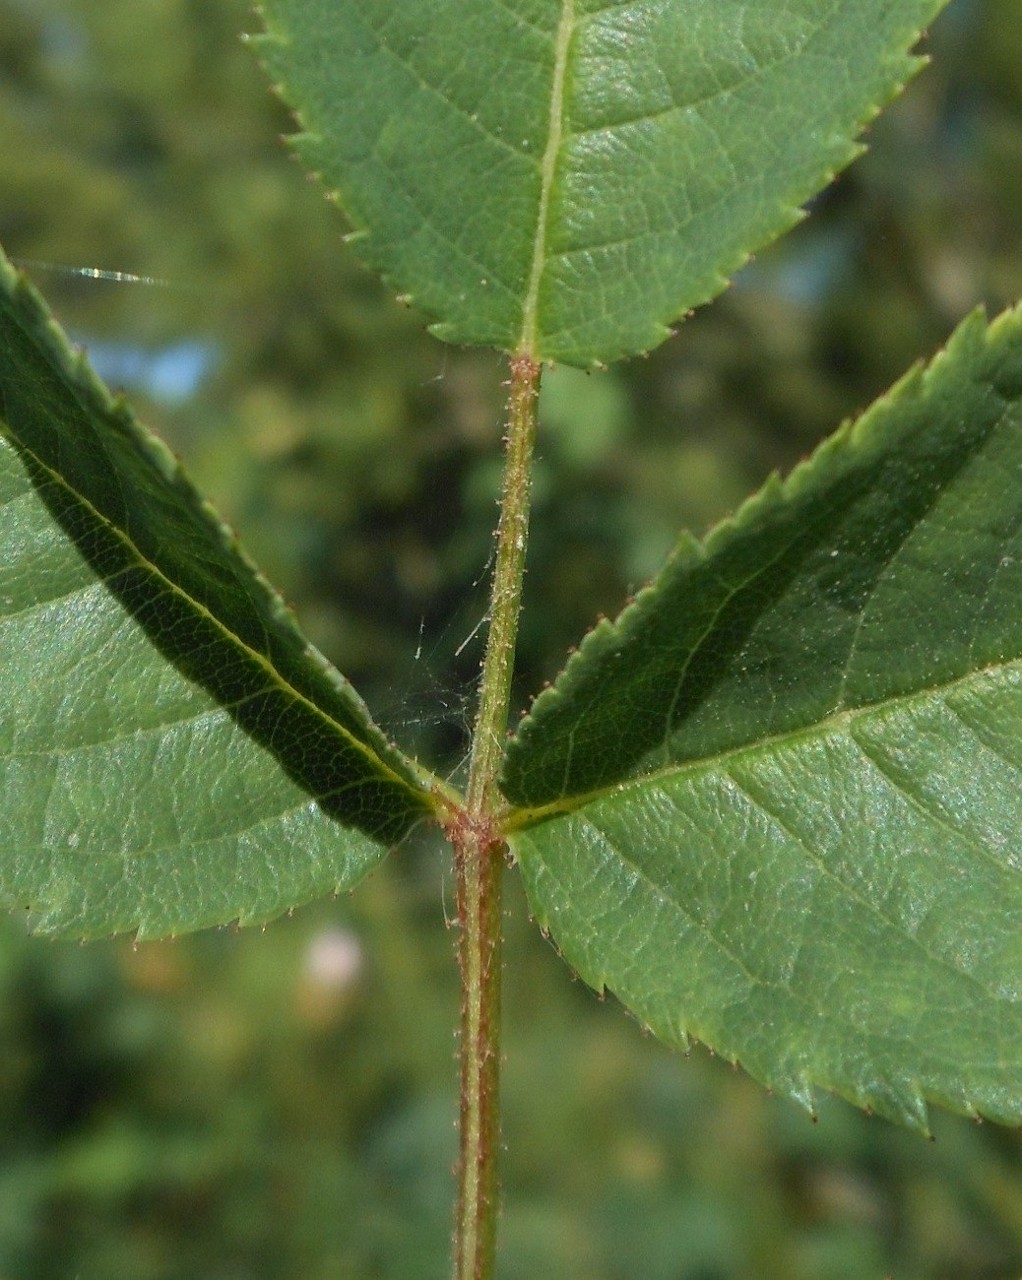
top-left (502, 654), bottom-right (1022, 829)
top-left (518, 0), bottom-right (574, 358)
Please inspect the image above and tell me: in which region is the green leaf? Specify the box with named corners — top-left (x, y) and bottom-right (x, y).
top-left (254, 0), bottom-right (948, 366)
top-left (0, 250), bottom-right (439, 940)
top-left (504, 305), bottom-right (1022, 1128)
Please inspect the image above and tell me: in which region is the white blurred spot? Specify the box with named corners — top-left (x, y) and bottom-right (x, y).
top-left (304, 926), bottom-right (363, 992)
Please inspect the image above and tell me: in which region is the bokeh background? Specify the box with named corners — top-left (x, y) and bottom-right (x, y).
top-left (2, 0), bottom-right (1022, 1275)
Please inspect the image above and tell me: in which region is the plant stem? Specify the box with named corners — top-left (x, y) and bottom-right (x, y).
top-left (451, 354), bottom-right (541, 1280)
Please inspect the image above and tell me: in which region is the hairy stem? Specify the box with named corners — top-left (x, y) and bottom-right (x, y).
top-left (452, 354), bottom-right (541, 1280)
top-left (466, 355), bottom-right (543, 819)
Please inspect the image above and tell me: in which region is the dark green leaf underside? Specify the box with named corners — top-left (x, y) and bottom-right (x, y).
top-left (506, 305), bottom-right (1022, 1127)
top-left (0, 250), bottom-right (437, 939)
top-left (255, 0), bottom-right (948, 366)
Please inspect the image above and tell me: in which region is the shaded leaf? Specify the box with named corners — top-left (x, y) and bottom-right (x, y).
top-left (504, 305), bottom-right (1022, 1128)
top-left (0, 250), bottom-right (439, 939)
top-left (254, 0), bottom-right (948, 366)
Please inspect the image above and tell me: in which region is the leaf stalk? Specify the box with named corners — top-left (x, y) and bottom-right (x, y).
top-left (451, 354), bottom-right (541, 1280)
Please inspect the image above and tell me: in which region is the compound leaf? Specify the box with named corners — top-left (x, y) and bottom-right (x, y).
top-left (0, 250), bottom-right (439, 940)
top-left (255, 0), bottom-right (949, 366)
top-left (504, 305), bottom-right (1022, 1128)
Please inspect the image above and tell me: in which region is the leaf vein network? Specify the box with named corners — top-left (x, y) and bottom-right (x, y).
top-left (847, 713), bottom-right (1022, 879)
top-left (721, 761), bottom-right (1002, 1003)
top-left (539, 158), bottom-right (778, 265)
top-left (26, 794), bottom-right (332, 862)
top-left (572, 803), bottom-right (781, 994)
top-left (565, 0), bottom-right (832, 136)
top-left (550, 799), bottom-right (976, 1069)
top-left (658, 540), bottom-right (807, 760)
top-left (366, 8), bottom-right (542, 165)
top-left (939, 683), bottom-right (1022, 797)
top-left (493, 0), bottom-right (549, 42)
top-left (835, 446), bottom-right (1006, 712)
top-left (2, 704), bottom-right (234, 760)
top-left (370, 149), bottom-right (522, 304)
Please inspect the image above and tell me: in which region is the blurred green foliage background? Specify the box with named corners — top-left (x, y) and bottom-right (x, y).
top-left (2, 0), bottom-right (1022, 1274)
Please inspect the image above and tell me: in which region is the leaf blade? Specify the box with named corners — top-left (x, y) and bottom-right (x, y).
top-left (255, 0), bottom-right (950, 365)
top-left (505, 305), bottom-right (1022, 1126)
top-left (0, 249), bottom-right (439, 939)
